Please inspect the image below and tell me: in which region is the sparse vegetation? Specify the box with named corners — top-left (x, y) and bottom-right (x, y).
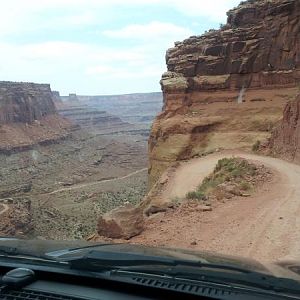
top-left (252, 140), bottom-right (261, 152)
top-left (186, 191), bottom-right (206, 200)
top-left (186, 157), bottom-right (257, 200)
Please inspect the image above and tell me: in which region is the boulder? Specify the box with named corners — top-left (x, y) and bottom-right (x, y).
top-left (97, 204), bottom-right (144, 239)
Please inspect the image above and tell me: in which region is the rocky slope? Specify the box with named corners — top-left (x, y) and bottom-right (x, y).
top-left (267, 93), bottom-right (300, 163)
top-left (0, 81), bottom-right (71, 152)
top-left (149, 0), bottom-right (300, 187)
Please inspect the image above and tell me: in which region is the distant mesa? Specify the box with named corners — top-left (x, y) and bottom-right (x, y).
top-left (0, 81), bottom-right (72, 153)
top-left (58, 92), bottom-right (163, 135)
top-left (68, 93), bottom-right (80, 102)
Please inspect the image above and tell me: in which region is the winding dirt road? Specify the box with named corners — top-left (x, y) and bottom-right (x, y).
top-left (132, 152), bottom-right (300, 262)
top-left (47, 168), bottom-right (147, 195)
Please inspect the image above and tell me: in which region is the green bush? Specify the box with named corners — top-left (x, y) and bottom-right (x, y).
top-left (186, 191), bottom-right (206, 200)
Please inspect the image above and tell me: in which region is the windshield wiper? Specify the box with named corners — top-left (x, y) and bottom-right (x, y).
top-left (0, 246), bottom-right (58, 262)
top-left (59, 250), bottom-right (300, 295)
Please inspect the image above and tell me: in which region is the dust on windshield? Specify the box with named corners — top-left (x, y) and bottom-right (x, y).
top-left (0, 0), bottom-right (299, 264)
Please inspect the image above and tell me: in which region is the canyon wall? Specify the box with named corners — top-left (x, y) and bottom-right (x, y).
top-left (0, 81), bottom-right (71, 152)
top-left (149, 0), bottom-right (300, 187)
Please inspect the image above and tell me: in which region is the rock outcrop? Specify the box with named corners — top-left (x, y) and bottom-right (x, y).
top-left (149, 0), bottom-right (300, 187)
top-left (267, 94), bottom-right (300, 163)
top-left (0, 81), bottom-right (71, 152)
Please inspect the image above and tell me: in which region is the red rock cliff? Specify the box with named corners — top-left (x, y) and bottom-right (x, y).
top-left (149, 0), bottom-right (300, 187)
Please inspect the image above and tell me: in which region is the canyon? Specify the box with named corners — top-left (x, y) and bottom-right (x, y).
top-left (0, 82), bottom-right (161, 239)
top-left (148, 0), bottom-right (300, 187)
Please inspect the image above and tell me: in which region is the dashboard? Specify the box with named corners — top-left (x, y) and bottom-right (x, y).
top-left (0, 260), bottom-right (298, 300)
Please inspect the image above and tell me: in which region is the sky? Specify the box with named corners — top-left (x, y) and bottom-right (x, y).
top-left (0, 0), bottom-right (241, 95)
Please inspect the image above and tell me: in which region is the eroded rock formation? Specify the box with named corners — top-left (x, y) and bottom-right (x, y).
top-left (149, 0), bottom-right (300, 187)
top-left (0, 81), bottom-right (71, 152)
top-left (267, 94), bottom-right (300, 163)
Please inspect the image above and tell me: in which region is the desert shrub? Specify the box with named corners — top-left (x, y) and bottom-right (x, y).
top-left (186, 157), bottom-right (257, 201)
top-left (186, 191), bottom-right (206, 200)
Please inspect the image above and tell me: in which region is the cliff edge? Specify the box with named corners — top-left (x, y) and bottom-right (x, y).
top-left (149, 0), bottom-right (300, 187)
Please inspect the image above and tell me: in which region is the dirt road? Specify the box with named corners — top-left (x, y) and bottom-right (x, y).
top-left (132, 152), bottom-right (300, 262)
top-left (47, 168), bottom-right (148, 195)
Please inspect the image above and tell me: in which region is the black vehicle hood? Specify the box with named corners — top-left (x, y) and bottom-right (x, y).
top-left (0, 237), bottom-right (299, 281)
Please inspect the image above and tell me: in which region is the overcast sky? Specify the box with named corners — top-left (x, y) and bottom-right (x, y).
top-left (0, 0), bottom-right (241, 95)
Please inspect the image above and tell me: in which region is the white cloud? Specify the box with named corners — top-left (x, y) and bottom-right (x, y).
top-left (103, 21), bottom-right (193, 41)
top-left (0, 40), bottom-right (166, 94)
top-left (0, 0), bottom-right (241, 36)
top-left (0, 0), bottom-right (242, 94)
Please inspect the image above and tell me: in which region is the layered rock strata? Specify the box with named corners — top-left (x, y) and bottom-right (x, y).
top-left (149, 0), bottom-right (300, 187)
top-left (58, 105), bottom-right (127, 132)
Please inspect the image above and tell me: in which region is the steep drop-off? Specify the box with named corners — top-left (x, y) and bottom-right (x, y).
top-left (0, 81), bottom-right (71, 152)
top-left (267, 94), bottom-right (300, 163)
top-left (149, 0), bottom-right (300, 187)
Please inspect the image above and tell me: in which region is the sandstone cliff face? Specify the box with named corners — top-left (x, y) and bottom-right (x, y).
top-left (149, 0), bottom-right (300, 187)
top-left (267, 94), bottom-right (300, 163)
top-left (0, 81), bottom-right (57, 124)
top-left (0, 81), bottom-right (71, 152)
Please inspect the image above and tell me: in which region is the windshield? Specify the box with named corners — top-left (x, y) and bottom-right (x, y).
top-left (0, 0), bottom-right (300, 286)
